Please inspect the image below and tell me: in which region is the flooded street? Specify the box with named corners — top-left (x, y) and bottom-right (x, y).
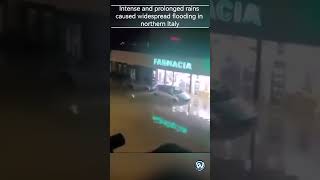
top-left (110, 88), bottom-right (210, 153)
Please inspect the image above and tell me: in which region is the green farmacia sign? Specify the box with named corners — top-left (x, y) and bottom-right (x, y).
top-left (210, 0), bottom-right (262, 27)
top-left (153, 58), bottom-right (192, 70)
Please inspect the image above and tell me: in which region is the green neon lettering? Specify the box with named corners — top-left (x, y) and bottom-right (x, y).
top-left (154, 58), bottom-right (192, 70)
top-left (186, 63), bottom-right (192, 70)
top-left (242, 3), bottom-right (261, 26)
top-left (172, 61), bottom-right (177, 68)
top-left (234, 2), bottom-right (242, 23)
top-left (217, 0), bottom-right (233, 22)
top-left (211, 0), bottom-right (262, 27)
top-left (156, 59), bottom-right (159, 65)
top-left (167, 60), bottom-right (172, 67)
top-left (161, 59), bottom-right (166, 66)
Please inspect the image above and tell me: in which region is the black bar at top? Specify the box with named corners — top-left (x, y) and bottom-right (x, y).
top-left (110, 0), bottom-right (209, 5)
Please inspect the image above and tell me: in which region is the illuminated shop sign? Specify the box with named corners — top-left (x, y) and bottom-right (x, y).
top-left (152, 115), bottom-right (188, 134)
top-left (153, 58), bottom-right (192, 70)
top-left (210, 0), bottom-right (262, 27)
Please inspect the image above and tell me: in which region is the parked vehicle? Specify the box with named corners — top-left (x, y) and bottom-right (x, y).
top-left (152, 84), bottom-right (191, 103)
top-left (211, 83), bottom-right (257, 139)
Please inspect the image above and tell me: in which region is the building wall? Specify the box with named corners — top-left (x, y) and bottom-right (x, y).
top-left (7, 0), bottom-right (105, 31)
top-left (111, 50), bottom-right (210, 76)
top-left (9, 0), bottom-right (107, 64)
top-left (111, 50), bottom-right (153, 67)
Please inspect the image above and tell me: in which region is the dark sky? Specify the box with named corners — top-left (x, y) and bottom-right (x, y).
top-left (111, 28), bottom-right (210, 58)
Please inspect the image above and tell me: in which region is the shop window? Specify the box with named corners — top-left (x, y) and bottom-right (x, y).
top-left (193, 76), bottom-right (200, 95)
top-left (123, 63), bottom-right (130, 75)
top-left (258, 41), bottom-right (320, 176)
top-left (173, 72), bottom-right (191, 93)
top-left (153, 70), bottom-right (157, 82)
top-left (270, 60), bottom-right (286, 105)
top-left (157, 69), bottom-right (166, 84)
top-left (130, 68), bottom-right (136, 81)
top-left (165, 71), bottom-right (174, 85)
top-left (192, 75), bottom-right (210, 96)
top-left (211, 33), bottom-right (257, 102)
top-left (123, 64), bottom-right (127, 74)
top-left (211, 33), bottom-right (256, 163)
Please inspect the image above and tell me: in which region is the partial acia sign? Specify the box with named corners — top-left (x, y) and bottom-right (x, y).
top-left (211, 0), bottom-right (262, 27)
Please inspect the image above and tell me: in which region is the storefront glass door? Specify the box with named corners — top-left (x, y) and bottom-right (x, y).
top-left (156, 69), bottom-right (192, 93)
top-left (173, 72), bottom-right (191, 93)
top-left (157, 69), bottom-right (165, 84)
top-left (212, 34), bottom-right (257, 102)
top-left (130, 68), bottom-right (136, 80)
top-left (165, 71), bottom-right (174, 85)
top-left (191, 75), bottom-right (210, 96)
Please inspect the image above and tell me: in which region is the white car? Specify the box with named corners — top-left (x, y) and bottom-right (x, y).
top-left (152, 85), bottom-right (191, 103)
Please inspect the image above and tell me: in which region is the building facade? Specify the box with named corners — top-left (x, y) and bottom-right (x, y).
top-left (111, 50), bottom-right (210, 97)
top-left (211, 0), bottom-right (320, 179)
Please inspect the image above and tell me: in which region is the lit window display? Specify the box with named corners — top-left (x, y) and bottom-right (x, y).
top-left (211, 33), bottom-right (257, 102)
top-left (110, 50), bottom-right (210, 122)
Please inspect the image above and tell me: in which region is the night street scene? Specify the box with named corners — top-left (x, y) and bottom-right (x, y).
top-left (2, 0), bottom-right (320, 180)
top-left (110, 28), bottom-right (211, 153)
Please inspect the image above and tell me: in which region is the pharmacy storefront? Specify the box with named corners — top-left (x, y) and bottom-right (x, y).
top-left (111, 50), bottom-right (210, 98)
top-left (111, 50), bottom-right (210, 120)
top-left (153, 58), bottom-right (210, 97)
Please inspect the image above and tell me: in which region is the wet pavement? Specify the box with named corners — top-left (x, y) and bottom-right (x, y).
top-left (2, 90), bottom-right (107, 179)
top-left (110, 87), bottom-right (210, 153)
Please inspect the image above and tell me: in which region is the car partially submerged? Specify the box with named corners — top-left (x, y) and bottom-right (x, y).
top-left (212, 83), bottom-right (257, 139)
top-left (151, 84), bottom-right (191, 103)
